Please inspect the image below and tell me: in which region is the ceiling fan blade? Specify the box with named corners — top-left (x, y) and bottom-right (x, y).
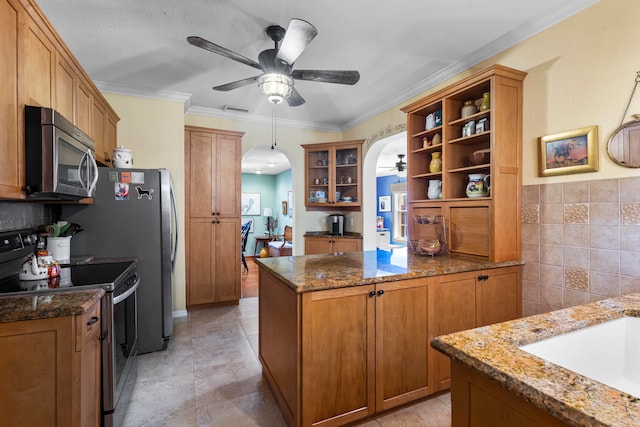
top-left (291, 69), bottom-right (360, 85)
top-left (286, 87), bottom-right (305, 107)
top-left (187, 36), bottom-right (262, 71)
top-left (213, 76), bottom-right (260, 91)
top-left (275, 19), bottom-right (317, 65)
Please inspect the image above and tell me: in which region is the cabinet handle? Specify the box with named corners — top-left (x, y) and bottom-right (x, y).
top-left (377, 289), bottom-right (384, 296)
top-left (369, 291), bottom-right (376, 297)
top-left (87, 316), bottom-right (99, 326)
top-left (478, 275), bottom-right (489, 281)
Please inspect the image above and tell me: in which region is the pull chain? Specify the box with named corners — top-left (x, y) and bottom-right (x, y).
top-left (271, 103), bottom-right (277, 149)
top-left (620, 71), bottom-right (640, 126)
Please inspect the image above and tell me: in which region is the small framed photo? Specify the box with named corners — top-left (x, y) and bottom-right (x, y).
top-left (539, 126), bottom-right (599, 177)
top-left (378, 195), bottom-right (391, 212)
top-left (282, 201), bottom-right (288, 215)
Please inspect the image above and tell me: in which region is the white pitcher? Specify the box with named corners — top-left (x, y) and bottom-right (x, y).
top-left (428, 180), bottom-right (442, 200)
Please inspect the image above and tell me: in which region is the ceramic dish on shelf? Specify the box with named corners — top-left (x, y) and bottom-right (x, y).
top-left (341, 197), bottom-right (353, 202)
top-left (316, 198), bottom-right (327, 203)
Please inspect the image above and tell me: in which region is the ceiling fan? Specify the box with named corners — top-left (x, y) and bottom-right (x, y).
top-left (379, 154), bottom-right (407, 174)
top-left (187, 18), bottom-right (360, 107)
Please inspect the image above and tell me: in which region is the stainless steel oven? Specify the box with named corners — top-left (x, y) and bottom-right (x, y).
top-left (0, 229), bottom-right (139, 427)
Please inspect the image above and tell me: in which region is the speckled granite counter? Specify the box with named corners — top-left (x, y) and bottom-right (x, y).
top-left (303, 231), bottom-right (363, 240)
top-left (0, 289), bottom-right (104, 323)
top-left (432, 293), bottom-right (640, 427)
top-left (255, 247), bottom-right (523, 293)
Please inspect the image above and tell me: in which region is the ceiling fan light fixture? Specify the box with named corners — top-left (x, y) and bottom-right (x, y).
top-left (258, 73), bottom-right (293, 104)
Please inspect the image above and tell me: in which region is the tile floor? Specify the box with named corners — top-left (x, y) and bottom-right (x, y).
top-left (123, 297), bottom-right (452, 426)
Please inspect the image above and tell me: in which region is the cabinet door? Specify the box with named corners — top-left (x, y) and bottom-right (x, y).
top-left (75, 77), bottom-right (92, 136)
top-left (105, 111), bottom-right (118, 165)
top-left (430, 273), bottom-right (476, 391)
top-left (376, 279), bottom-right (430, 411)
top-left (0, 0), bottom-right (22, 199)
top-left (0, 316), bottom-right (74, 425)
top-left (304, 236), bottom-right (332, 255)
top-left (187, 131), bottom-right (216, 217)
top-left (305, 146), bottom-right (331, 206)
top-left (476, 266), bottom-right (521, 327)
top-left (91, 99), bottom-right (106, 163)
top-left (187, 218), bottom-right (240, 305)
top-left (55, 52), bottom-right (74, 121)
top-left (79, 300), bottom-right (101, 427)
top-left (20, 15), bottom-right (55, 108)
top-left (213, 217), bottom-right (241, 302)
top-left (188, 218), bottom-right (215, 305)
top-left (332, 238), bottom-right (361, 253)
top-left (215, 133), bottom-right (241, 217)
top-left (334, 144), bottom-right (361, 206)
top-left (301, 285), bottom-right (375, 426)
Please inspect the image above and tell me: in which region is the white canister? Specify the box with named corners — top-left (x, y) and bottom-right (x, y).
top-left (47, 236), bottom-right (71, 263)
top-left (113, 146), bottom-right (133, 168)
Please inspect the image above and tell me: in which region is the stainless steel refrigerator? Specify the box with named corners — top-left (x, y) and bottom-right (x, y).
top-left (62, 167), bottom-right (178, 353)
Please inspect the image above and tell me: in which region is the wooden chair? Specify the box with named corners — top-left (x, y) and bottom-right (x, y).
top-left (269, 225), bottom-right (293, 257)
top-left (240, 221), bottom-right (251, 271)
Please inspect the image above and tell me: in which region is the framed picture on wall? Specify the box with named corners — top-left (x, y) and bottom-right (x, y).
top-left (287, 190), bottom-right (293, 217)
top-left (378, 195), bottom-right (391, 212)
top-left (241, 193), bottom-right (261, 215)
top-left (539, 126), bottom-right (598, 176)
top-left (282, 201), bottom-right (288, 215)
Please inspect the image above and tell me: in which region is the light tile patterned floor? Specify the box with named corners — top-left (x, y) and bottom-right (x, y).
top-left (123, 297), bottom-right (451, 426)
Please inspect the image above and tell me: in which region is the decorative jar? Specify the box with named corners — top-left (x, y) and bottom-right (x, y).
top-left (465, 173), bottom-right (490, 198)
top-left (429, 152), bottom-right (442, 173)
top-left (480, 92), bottom-right (491, 111)
top-left (461, 100), bottom-right (477, 118)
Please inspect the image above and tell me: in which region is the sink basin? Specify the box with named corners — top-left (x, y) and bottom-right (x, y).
top-left (520, 316), bottom-right (640, 398)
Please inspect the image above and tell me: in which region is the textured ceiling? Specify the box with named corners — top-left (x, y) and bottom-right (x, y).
top-left (35, 0), bottom-right (598, 174)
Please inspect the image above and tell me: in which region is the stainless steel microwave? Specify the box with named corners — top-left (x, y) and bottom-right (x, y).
top-left (24, 106), bottom-right (99, 200)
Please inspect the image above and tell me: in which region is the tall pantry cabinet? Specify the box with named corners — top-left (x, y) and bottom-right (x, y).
top-left (185, 126), bottom-right (243, 307)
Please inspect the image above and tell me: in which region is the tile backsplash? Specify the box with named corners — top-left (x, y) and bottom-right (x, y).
top-left (0, 202), bottom-right (53, 232)
top-left (522, 176), bottom-right (640, 316)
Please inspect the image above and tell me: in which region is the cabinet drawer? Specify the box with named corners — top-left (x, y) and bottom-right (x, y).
top-left (76, 301), bottom-right (101, 351)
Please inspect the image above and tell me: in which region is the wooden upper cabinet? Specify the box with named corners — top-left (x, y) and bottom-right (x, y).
top-left (91, 99), bottom-right (106, 161)
top-left (186, 128), bottom-right (242, 218)
top-left (0, 0), bottom-right (23, 199)
top-left (21, 14), bottom-right (55, 108)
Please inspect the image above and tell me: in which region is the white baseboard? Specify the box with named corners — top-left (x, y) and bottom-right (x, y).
top-left (173, 310), bottom-right (188, 318)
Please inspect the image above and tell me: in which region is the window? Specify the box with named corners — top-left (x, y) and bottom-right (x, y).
top-left (391, 183), bottom-right (407, 243)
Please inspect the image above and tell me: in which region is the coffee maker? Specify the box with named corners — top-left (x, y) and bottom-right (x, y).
top-left (328, 214), bottom-right (345, 236)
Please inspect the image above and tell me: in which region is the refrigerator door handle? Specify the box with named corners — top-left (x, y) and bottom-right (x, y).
top-left (170, 180), bottom-right (178, 272)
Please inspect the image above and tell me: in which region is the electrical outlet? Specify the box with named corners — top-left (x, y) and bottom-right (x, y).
top-left (322, 218), bottom-right (326, 225)
top-left (349, 217), bottom-right (354, 227)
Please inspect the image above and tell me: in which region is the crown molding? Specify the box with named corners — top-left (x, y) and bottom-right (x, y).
top-left (94, 81), bottom-right (193, 112)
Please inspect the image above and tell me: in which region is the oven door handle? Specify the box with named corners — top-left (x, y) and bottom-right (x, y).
top-left (113, 276), bottom-right (140, 305)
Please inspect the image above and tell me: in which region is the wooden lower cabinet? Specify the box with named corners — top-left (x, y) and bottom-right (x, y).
top-left (450, 360), bottom-right (569, 427)
top-left (429, 266), bottom-right (522, 392)
top-left (188, 217), bottom-right (241, 305)
top-left (304, 236), bottom-right (362, 255)
top-left (0, 298), bottom-right (101, 426)
top-left (260, 270), bottom-right (434, 427)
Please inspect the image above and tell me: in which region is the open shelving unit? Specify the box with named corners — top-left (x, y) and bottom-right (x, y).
top-left (402, 64), bottom-right (527, 261)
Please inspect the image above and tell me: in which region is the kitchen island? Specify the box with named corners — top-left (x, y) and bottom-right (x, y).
top-left (255, 248), bottom-right (523, 427)
top-left (431, 293), bottom-right (640, 427)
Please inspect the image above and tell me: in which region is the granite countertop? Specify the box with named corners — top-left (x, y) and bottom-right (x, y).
top-left (303, 231), bottom-right (362, 239)
top-left (431, 293), bottom-right (640, 427)
top-left (255, 247), bottom-right (523, 293)
top-left (0, 289), bottom-right (104, 323)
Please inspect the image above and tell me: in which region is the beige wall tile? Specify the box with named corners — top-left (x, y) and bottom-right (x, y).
top-left (521, 205), bottom-right (539, 224)
top-left (590, 271), bottom-right (620, 297)
top-left (621, 275), bottom-right (640, 294)
top-left (590, 249), bottom-right (619, 274)
top-left (564, 203), bottom-right (589, 224)
top-left (541, 183), bottom-right (563, 204)
top-left (620, 251), bottom-right (640, 276)
top-left (541, 244), bottom-right (563, 266)
top-left (540, 285), bottom-right (563, 309)
top-left (540, 264), bottom-right (563, 287)
top-left (563, 224), bottom-right (590, 247)
top-left (620, 177), bottom-right (640, 202)
top-left (522, 280), bottom-right (540, 302)
top-left (540, 204), bottom-right (563, 224)
top-left (620, 227), bottom-right (640, 251)
top-left (563, 182), bottom-right (589, 203)
top-left (590, 179), bottom-right (619, 202)
top-left (563, 289), bottom-right (591, 308)
top-left (522, 185), bottom-right (540, 205)
top-left (590, 225), bottom-right (619, 250)
top-left (522, 243), bottom-right (540, 262)
top-left (522, 223), bottom-right (539, 245)
top-left (622, 203), bottom-right (640, 226)
top-left (590, 203), bottom-right (620, 226)
top-left (563, 246), bottom-right (590, 270)
top-left (522, 300), bottom-right (541, 317)
top-left (523, 262), bottom-right (540, 283)
top-left (540, 224), bottom-right (563, 245)
top-left (564, 268), bottom-right (589, 291)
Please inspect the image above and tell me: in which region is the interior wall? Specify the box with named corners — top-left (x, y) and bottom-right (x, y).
top-left (102, 93), bottom-right (187, 315)
top-left (241, 173), bottom-right (276, 255)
